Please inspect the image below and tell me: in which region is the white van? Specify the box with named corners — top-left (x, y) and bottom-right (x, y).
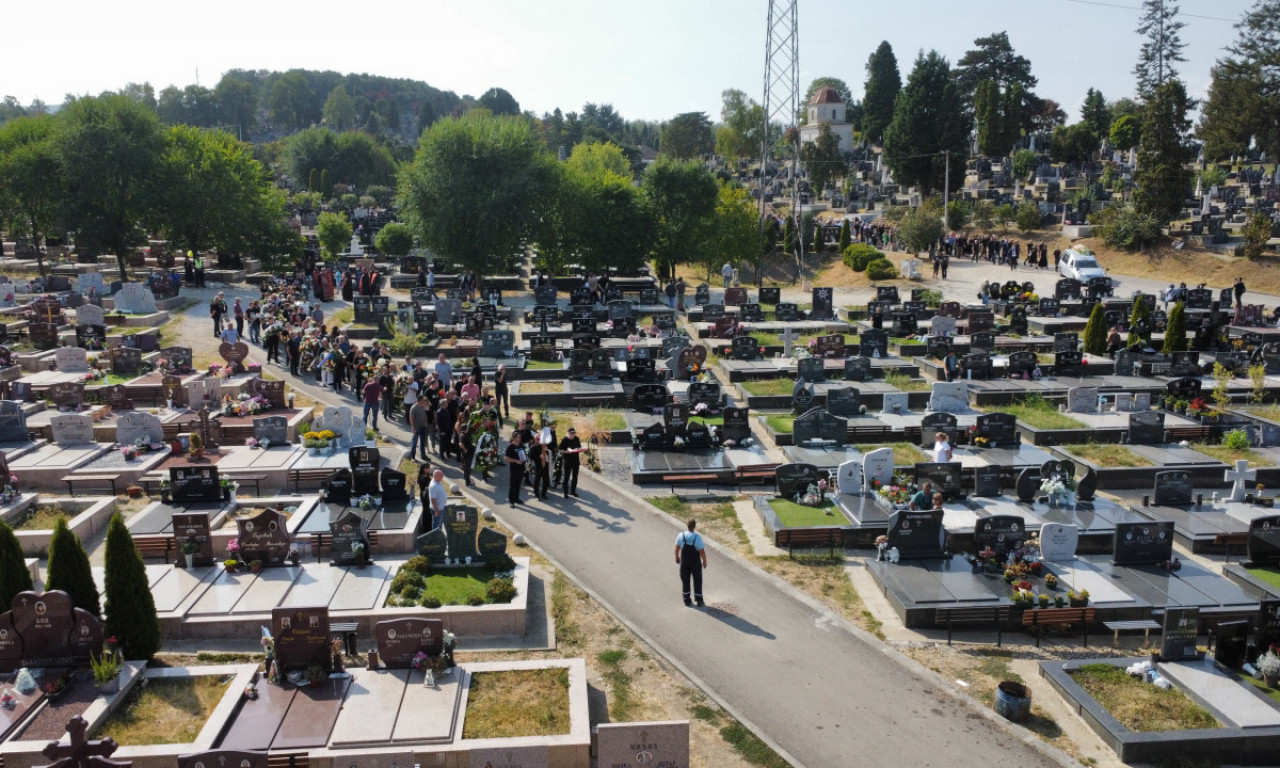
top-left (1058, 247), bottom-right (1108, 282)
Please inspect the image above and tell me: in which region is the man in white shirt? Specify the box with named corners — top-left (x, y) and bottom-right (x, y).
top-left (427, 469), bottom-right (448, 530)
top-left (402, 372), bottom-right (420, 421)
top-left (434, 353), bottom-right (452, 389)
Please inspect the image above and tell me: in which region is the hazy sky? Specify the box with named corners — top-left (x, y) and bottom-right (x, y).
top-left (6, 0), bottom-right (1253, 122)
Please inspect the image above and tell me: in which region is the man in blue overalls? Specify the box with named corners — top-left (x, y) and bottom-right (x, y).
top-left (675, 519), bottom-right (708, 607)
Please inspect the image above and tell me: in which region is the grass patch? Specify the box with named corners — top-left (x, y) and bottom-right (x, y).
top-left (975, 648), bottom-right (1024, 685)
top-left (12, 505), bottom-right (72, 531)
top-left (1245, 405), bottom-right (1280, 424)
top-left (551, 572), bottom-right (584, 648)
top-left (854, 442), bottom-right (927, 465)
top-left (384, 565), bottom-right (512, 607)
top-left (596, 648), bottom-right (636, 721)
top-left (331, 307), bottom-right (354, 325)
top-left (545, 408), bottom-right (626, 433)
top-left (688, 415), bottom-right (723, 427)
top-left (95, 675), bottom-right (232, 745)
top-left (646, 496), bottom-right (748, 547)
top-left (768, 498), bottom-right (840, 527)
top-left (764, 414), bottom-right (794, 433)
top-left (1236, 670), bottom-right (1280, 705)
top-left (525, 359), bottom-right (564, 370)
top-left (1063, 443), bottom-right (1154, 467)
top-left (689, 704), bottom-right (791, 768)
top-left (462, 668), bottom-right (570, 738)
top-left (519, 381), bottom-right (564, 394)
top-left (741, 379), bottom-right (795, 397)
top-left (1070, 663), bottom-right (1220, 732)
top-left (1245, 566), bottom-right (1280, 592)
top-left (1191, 443), bottom-right (1275, 468)
top-left (883, 371), bottom-right (929, 392)
top-left (987, 394), bottom-right (1087, 430)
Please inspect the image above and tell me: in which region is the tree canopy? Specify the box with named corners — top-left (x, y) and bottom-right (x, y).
top-left (478, 87), bottom-right (521, 116)
top-left (0, 115), bottom-right (61, 275)
top-left (641, 157), bottom-right (718, 280)
top-left (1198, 0), bottom-right (1280, 161)
top-left (1134, 79), bottom-right (1193, 221)
top-left (861, 42), bottom-right (900, 144)
top-left (954, 31), bottom-right (1039, 126)
top-left (660, 112), bottom-right (714, 159)
top-left (1134, 0), bottom-right (1188, 100)
top-left (882, 51), bottom-right (970, 195)
top-left (716, 89), bottom-right (764, 162)
top-left (800, 123), bottom-right (844, 195)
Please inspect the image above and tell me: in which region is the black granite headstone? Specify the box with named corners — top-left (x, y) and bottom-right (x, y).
top-left (775, 463), bottom-right (822, 499)
top-left (1153, 470), bottom-right (1193, 506)
top-left (722, 407), bottom-right (750, 442)
top-left (416, 527), bottom-right (447, 563)
top-left (825, 387), bottom-right (860, 417)
top-left (974, 465), bottom-right (1003, 497)
top-left (759, 286), bottom-right (780, 305)
top-left (914, 462), bottom-right (964, 501)
top-left (1161, 607), bottom-right (1201, 661)
top-left (1015, 467), bottom-right (1039, 502)
top-left (974, 514), bottom-right (1025, 554)
top-left (796, 357), bottom-right (825, 383)
top-left (632, 384), bottom-right (667, 412)
top-left (325, 468), bottom-right (353, 506)
top-left (236, 507), bottom-right (290, 565)
top-left (1247, 515), bottom-right (1280, 565)
top-left (844, 356), bottom-right (871, 382)
top-left (974, 413), bottom-right (1017, 446)
top-left (1113, 521), bottom-right (1175, 565)
top-left (330, 509), bottom-right (371, 567)
top-left (886, 509), bottom-right (946, 558)
top-left (1129, 411), bottom-right (1164, 445)
top-left (444, 504), bottom-right (479, 561)
top-left (170, 466), bottom-right (222, 504)
top-left (381, 467), bottom-right (408, 500)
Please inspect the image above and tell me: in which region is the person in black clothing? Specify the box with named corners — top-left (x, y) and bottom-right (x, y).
top-left (559, 427), bottom-right (582, 497)
top-left (286, 332), bottom-right (301, 377)
top-left (436, 396), bottom-right (456, 459)
top-left (332, 349), bottom-right (346, 394)
top-left (494, 365), bottom-right (509, 419)
top-left (470, 357), bottom-right (482, 386)
top-left (378, 367), bottom-right (395, 421)
top-left (505, 431), bottom-right (526, 506)
top-left (342, 269), bottom-right (355, 302)
top-left (1235, 276), bottom-right (1247, 305)
top-left (458, 420), bottom-right (475, 487)
top-left (533, 431), bottom-right (554, 500)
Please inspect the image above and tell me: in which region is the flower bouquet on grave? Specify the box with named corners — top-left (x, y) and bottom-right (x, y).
top-left (0, 473), bottom-right (19, 504)
top-left (357, 494), bottom-right (377, 511)
top-left (246, 437), bottom-right (260, 449)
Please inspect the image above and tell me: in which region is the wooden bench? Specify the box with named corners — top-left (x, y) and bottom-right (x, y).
top-left (1103, 619), bottom-right (1162, 647)
top-left (848, 425), bottom-right (891, 441)
top-left (266, 753), bottom-right (310, 768)
top-left (1213, 531), bottom-right (1249, 561)
top-left (310, 531), bottom-right (380, 562)
top-left (775, 527), bottom-right (843, 558)
top-left (62, 474), bottom-right (118, 495)
top-left (133, 535), bottom-right (175, 563)
top-left (290, 467), bottom-right (336, 492)
top-left (1165, 425), bottom-right (1209, 443)
top-left (733, 463), bottom-right (780, 492)
top-left (935, 606), bottom-right (1011, 646)
top-left (663, 473), bottom-right (714, 494)
top-left (1021, 606), bottom-right (1096, 647)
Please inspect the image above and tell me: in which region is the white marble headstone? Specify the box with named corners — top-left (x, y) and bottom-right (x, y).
top-left (50, 413), bottom-right (95, 447)
top-left (116, 411), bottom-right (164, 446)
top-left (1225, 459), bottom-right (1256, 503)
top-left (318, 405), bottom-right (357, 447)
top-left (349, 235), bottom-right (364, 257)
top-left (185, 379), bottom-right (222, 410)
top-left (929, 316), bottom-right (956, 336)
top-left (75, 304), bottom-right (105, 327)
top-left (1039, 523), bottom-right (1080, 562)
top-left (836, 459), bottom-right (863, 495)
top-left (114, 282), bottom-right (157, 314)
top-left (75, 273), bottom-right (105, 295)
top-left (927, 381), bottom-right (968, 414)
top-left (863, 447), bottom-right (895, 491)
top-left (1066, 386), bottom-right (1099, 413)
top-left (881, 392), bottom-right (909, 415)
top-left (54, 347), bottom-right (89, 373)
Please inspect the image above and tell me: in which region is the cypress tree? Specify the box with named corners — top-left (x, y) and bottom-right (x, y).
top-left (0, 521), bottom-right (32, 609)
top-left (46, 517), bottom-right (99, 617)
top-left (838, 220), bottom-right (851, 252)
top-left (1082, 301), bottom-right (1108, 356)
top-left (862, 41), bottom-right (901, 144)
top-left (1163, 300), bottom-right (1188, 353)
top-left (783, 215), bottom-right (796, 254)
top-left (103, 512), bottom-right (161, 660)
top-left (1127, 295), bottom-right (1152, 348)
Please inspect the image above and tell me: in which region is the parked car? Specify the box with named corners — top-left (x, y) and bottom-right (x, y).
top-left (1058, 247), bottom-right (1109, 283)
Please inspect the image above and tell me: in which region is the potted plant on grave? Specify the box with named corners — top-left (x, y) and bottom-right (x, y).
top-left (1257, 649), bottom-right (1280, 688)
top-left (181, 538), bottom-right (198, 569)
top-left (188, 430), bottom-right (204, 460)
top-left (1053, 593), bottom-right (1066, 608)
top-left (1174, 399), bottom-right (1189, 416)
top-left (1044, 573), bottom-right (1058, 591)
top-left (1038, 593), bottom-right (1050, 608)
top-left (248, 559), bottom-right (263, 574)
top-left (365, 427), bottom-right (378, 447)
top-left (352, 542), bottom-right (367, 568)
top-left (1067, 589), bottom-right (1089, 607)
top-left (90, 649), bottom-right (122, 695)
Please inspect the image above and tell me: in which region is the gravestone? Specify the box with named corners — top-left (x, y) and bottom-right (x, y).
top-left (886, 509), bottom-right (946, 558)
top-left (1167, 377), bottom-right (1202, 401)
top-left (570, 287), bottom-right (593, 306)
top-left (49, 381), bottom-right (85, 411)
top-left (111, 346), bottom-right (142, 375)
top-left (876, 286), bottom-right (900, 303)
top-left (185, 378), bottom-right (221, 411)
top-left (4, 590), bottom-right (102, 670)
top-left (694, 284), bottom-right (710, 305)
top-left (712, 316), bottom-right (737, 338)
top-left (862, 447), bottom-right (895, 491)
top-left (381, 467), bottom-right (408, 501)
top-left (1113, 521), bottom-right (1175, 565)
top-left (1161, 607), bottom-right (1201, 661)
top-left (920, 413), bottom-right (958, 448)
top-left (881, 392), bottom-right (908, 415)
top-left (350, 447), bottom-right (381, 495)
top-left (967, 312), bottom-right (994, 334)
top-left (774, 463), bottom-right (822, 499)
top-left (969, 332), bottom-right (995, 353)
top-left (915, 462), bottom-right (964, 500)
top-left (1039, 298), bottom-right (1061, 316)
top-left (724, 287), bottom-right (747, 305)
top-left (792, 379), bottom-right (815, 413)
top-left (272, 607), bottom-right (331, 672)
top-left (1153, 470), bottom-right (1193, 506)
top-left (930, 316), bottom-right (957, 337)
top-left (416, 526), bottom-right (448, 563)
top-left (731, 335), bottom-right (761, 361)
top-left (826, 387), bottom-right (860, 417)
top-left (330, 509), bottom-right (371, 567)
top-left (813, 334), bottom-right (845, 358)
top-left (974, 465), bottom-right (1003, 497)
top-left (0, 401), bottom-right (28, 442)
top-left (926, 336), bottom-right (950, 361)
top-left (661, 335), bottom-right (689, 357)
top-left (50, 413), bottom-right (94, 446)
top-left (927, 382), bottom-right (967, 413)
top-left (685, 421), bottom-right (711, 449)
top-left (1128, 411), bottom-right (1164, 445)
top-left (627, 357), bottom-right (656, 382)
top-left (9, 381), bottom-right (33, 403)
top-left (774, 303), bottom-right (799, 322)
top-left (316, 406), bottom-right (358, 447)
top-left (722, 407), bottom-right (750, 442)
top-left (590, 347), bottom-right (616, 378)
top-left (639, 423), bottom-right (667, 450)
top-left (859, 330), bottom-right (888, 358)
top-left (75, 272), bottom-right (106, 295)
top-left (123, 332), bottom-right (158, 352)
top-left (54, 347), bottom-right (89, 373)
top-left (468, 748), bottom-right (549, 768)
top-left (477, 527), bottom-right (509, 559)
top-left (1053, 332), bottom-right (1077, 352)
top-left (116, 411), bottom-right (163, 446)
top-left (1113, 349), bottom-right (1135, 377)
top-left (1067, 386), bottom-right (1098, 413)
top-left (1015, 467), bottom-right (1040, 502)
top-left (162, 375), bottom-right (187, 407)
top-left (596, 721), bottom-right (689, 768)
top-left (796, 356), bottom-right (825, 383)
top-left (444, 504), bottom-right (480, 562)
top-left (249, 378), bottom-right (287, 408)
top-left (810, 287), bottom-right (834, 320)
top-left (114, 283), bottom-right (156, 314)
top-left (843, 356), bottom-right (871, 382)
top-left (1054, 350), bottom-right (1083, 376)
top-left (894, 313), bottom-right (918, 336)
top-left (836, 458), bottom-right (863, 494)
top-left (760, 286), bottom-right (780, 304)
top-left (1168, 351), bottom-right (1200, 378)
top-left (376, 617), bottom-right (446, 666)
top-left (568, 349), bottom-right (592, 380)
top-left (534, 286), bottom-right (557, 306)
top-left (325, 469), bottom-right (353, 506)
top-left (170, 466), bottom-right (222, 504)
top-left (608, 301), bottom-right (633, 321)
top-left (1039, 523), bottom-right (1080, 561)
top-left (1007, 306), bottom-right (1028, 335)
top-left (435, 298), bottom-right (463, 324)
top-left (676, 346), bottom-right (707, 378)
top-left (480, 330), bottom-right (516, 358)
top-left (974, 413), bottom-right (1016, 446)
top-left (1246, 515), bottom-right (1280, 565)
top-left (632, 384), bottom-right (667, 412)
top-left (962, 353), bottom-right (992, 379)
top-left (793, 408), bottom-right (846, 446)
top-left (161, 346), bottom-right (193, 373)
top-left (217, 341), bottom-right (249, 374)
top-left (237, 508), bottom-right (290, 565)
top-left (173, 512), bottom-right (214, 567)
top-left (973, 515), bottom-right (1025, 555)
top-left (252, 416), bottom-right (288, 446)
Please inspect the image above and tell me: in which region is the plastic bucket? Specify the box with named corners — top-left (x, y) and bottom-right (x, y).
top-left (993, 680), bottom-right (1031, 722)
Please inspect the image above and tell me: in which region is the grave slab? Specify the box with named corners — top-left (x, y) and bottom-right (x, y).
top-left (188, 570), bottom-right (259, 615)
top-left (279, 563), bottom-right (350, 608)
top-left (234, 568), bottom-right (300, 613)
top-left (1157, 657), bottom-right (1280, 728)
top-left (328, 561), bottom-right (394, 611)
top-left (148, 564), bottom-right (217, 613)
top-left (272, 676), bottom-right (351, 749)
top-left (328, 668), bottom-right (409, 746)
top-left (391, 668), bottom-right (464, 743)
top-left (219, 678), bottom-right (294, 750)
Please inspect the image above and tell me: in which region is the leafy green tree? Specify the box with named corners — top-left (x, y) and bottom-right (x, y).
top-left (716, 89), bottom-right (763, 162)
top-left (1082, 301), bottom-right (1108, 356)
top-left (1090, 205), bottom-right (1162, 250)
top-left (783, 215), bottom-right (796, 254)
top-left (882, 51), bottom-right (970, 195)
top-left (323, 86), bottom-right (357, 131)
top-left (375, 222), bottom-right (415, 257)
top-left (284, 127), bottom-right (396, 193)
top-left (155, 126), bottom-right (284, 257)
top-left (157, 84), bottom-right (218, 127)
top-left (1010, 149), bottom-right (1037, 180)
top-left (46, 518), bottom-right (99, 617)
top-left (1128, 293), bottom-right (1152, 347)
top-left (0, 521), bottom-right (32, 609)
top-left (400, 113), bottom-right (551, 282)
top-left (478, 88), bottom-right (520, 117)
top-left (317, 211), bottom-right (352, 262)
top-left (1133, 0), bottom-right (1187, 100)
top-left (1242, 212), bottom-right (1274, 260)
top-left (268, 71), bottom-right (319, 130)
top-left (1002, 83), bottom-right (1025, 151)
top-left (566, 141), bottom-right (631, 181)
top-left (55, 94), bottom-right (164, 281)
top-left (862, 42), bottom-right (900, 144)
top-left (1110, 114), bottom-right (1142, 150)
top-left (103, 513), bottom-right (160, 660)
top-left (995, 203), bottom-right (1015, 230)
top-left (1081, 88), bottom-right (1112, 138)
top-left (1197, 1), bottom-right (1280, 162)
top-left (954, 31), bottom-right (1039, 125)
top-left (1162, 300), bottom-right (1188, 352)
top-left (896, 200), bottom-right (945, 254)
top-left (641, 157), bottom-right (717, 279)
top-left (213, 71), bottom-right (259, 135)
top-left (946, 201), bottom-right (969, 231)
top-left (1051, 123), bottom-right (1101, 163)
top-left (660, 112), bottom-right (713, 160)
top-left (708, 184), bottom-right (760, 281)
top-left (972, 200), bottom-right (996, 229)
top-left (974, 80), bottom-right (1003, 157)
top-left (1134, 79), bottom-right (1193, 222)
top-left (838, 220), bottom-right (851, 252)
top-left (1015, 200), bottom-right (1042, 232)
top-left (0, 115), bottom-right (61, 276)
top-left (801, 123), bottom-right (844, 196)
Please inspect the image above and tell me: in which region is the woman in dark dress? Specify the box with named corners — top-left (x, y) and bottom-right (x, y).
top-left (341, 269), bottom-right (355, 302)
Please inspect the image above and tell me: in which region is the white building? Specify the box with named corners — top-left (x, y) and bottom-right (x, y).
top-left (798, 87), bottom-right (854, 154)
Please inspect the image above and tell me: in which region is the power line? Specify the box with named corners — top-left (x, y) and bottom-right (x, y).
top-left (1063, 0), bottom-right (1237, 23)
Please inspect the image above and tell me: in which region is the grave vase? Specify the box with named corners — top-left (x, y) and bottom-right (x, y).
top-left (97, 675), bottom-right (119, 696)
top-left (184, 553), bottom-right (194, 570)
